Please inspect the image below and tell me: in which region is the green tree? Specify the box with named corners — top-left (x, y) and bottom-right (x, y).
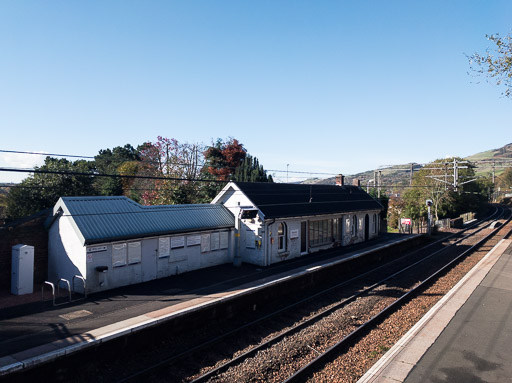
top-left (94, 144), bottom-right (140, 196)
top-left (233, 155), bottom-right (274, 183)
top-left (403, 158), bottom-right (490, 223)
top-left (468, 33), bottom-right (512, 97)
top-left (387, 194), bottom-right (405, 229)
top-left (499, 167), bottom-right (512, 188)
top-left (117, 160), bottom-right (142, 202)
top-left (5, 157), bottom-right (97, 219)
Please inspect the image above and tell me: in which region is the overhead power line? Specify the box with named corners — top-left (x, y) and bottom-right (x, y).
top-left (0, 149), bottom-right (95, 159)
top-left (0, 148), bottom-right (340, 176)
top-left (0, 167), bottom-right (229, 184)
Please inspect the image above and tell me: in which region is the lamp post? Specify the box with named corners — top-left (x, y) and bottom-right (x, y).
top-left (426, 199), bottom-right (433, 235)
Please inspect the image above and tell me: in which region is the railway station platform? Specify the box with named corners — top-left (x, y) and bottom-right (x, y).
top-left (0, 233), bottom-right (418, 377)
top-left (358, 238), bottom-right (512, 383)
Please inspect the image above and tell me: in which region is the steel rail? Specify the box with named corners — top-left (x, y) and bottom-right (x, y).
top-left (190, 207), bottom-right (505, 383)
top-left (189, 208), bottom-right (504, 383)
top-left (116, 206), bottom-right (503, 383)
top-left (283, 207), bottom-right (512, 383)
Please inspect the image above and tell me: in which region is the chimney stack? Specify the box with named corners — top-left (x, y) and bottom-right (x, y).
top-left (352, 178), bottom-right (361, 187)
top-left (335, 174), bottom-right (345, 186)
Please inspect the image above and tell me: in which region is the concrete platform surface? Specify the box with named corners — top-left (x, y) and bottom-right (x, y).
top-left (358, 238), bottom-right (512, 383)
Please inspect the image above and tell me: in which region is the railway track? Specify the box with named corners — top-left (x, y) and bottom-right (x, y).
top-left (111, 205), bottom-right (510, 383)
top-left (285, 207), bottom-right (512, 383)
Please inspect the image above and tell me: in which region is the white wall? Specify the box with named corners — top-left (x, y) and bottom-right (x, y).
top-left (212, 184), bottom-right (265, 265)
top-left (266, 219), bottom-right (303, 265)
top-left (48, 215), bottom-right (86, 289)
top-left (82, 229), bottom-right (233, 293)
top-left (251, 210), bottom-right (382, 266)
top-left (238, 218), bottom-right (264, 265)
top-left (341, 211), bottom-right (380, 245)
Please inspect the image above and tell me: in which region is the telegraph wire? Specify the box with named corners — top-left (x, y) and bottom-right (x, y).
top-left (0, 148), bottom-right (341, 176)
top-left (0, 167), bottom-right (230, 184)
top-left (0, 149), bottom-right (95, 159)
top-left (0, 183), bottom-right (468, 191)
top-left (4, 148), bottom-right (510, 182)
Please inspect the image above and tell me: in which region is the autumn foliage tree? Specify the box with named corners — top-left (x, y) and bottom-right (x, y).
top-left (136, 136), bottom-right (203, 205)
top-left (4, 136), bottom-right (275, 219)
top-left (200, 138), bottom-right (273, 200)
top-left (203, 138), bottom-right (246, 181)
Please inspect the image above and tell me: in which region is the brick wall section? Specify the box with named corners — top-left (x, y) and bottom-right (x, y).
top-left (0, 211), bottom-right (50, 290)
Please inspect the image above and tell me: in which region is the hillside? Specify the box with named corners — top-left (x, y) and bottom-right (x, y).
top-left (465, 143), bottom-right (512, 177)
top-left (303, 142), bottom-right (512, 189)
top-left (303, 164), bottom-right (417, 191)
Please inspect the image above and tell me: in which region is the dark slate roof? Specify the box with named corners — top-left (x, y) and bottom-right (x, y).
top-left (48, 196), bottom-right (234, 245)
top-left (233, 182), bottom-right (383, 219)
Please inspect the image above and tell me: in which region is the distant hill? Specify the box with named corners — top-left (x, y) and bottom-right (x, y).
top-left (302, 142), bottom-right (512, 190)
top-left (303, 164), bottom-right (417, 192)
top-left (465, 143), bottom-right (512, 177)
top-left (466, 143), bottom-right (512, 161)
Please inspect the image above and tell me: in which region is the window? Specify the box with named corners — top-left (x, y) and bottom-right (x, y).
top-left (373, 214), bottom-right (378, 233)
top-left (278, 222), bottom-right (287, 252)
top-left (333, 218), bottom-right (339, 241)
top-left (309, 219), bottom-right (336, 246)
top-left (127, 242), bottom-right (141, 264)
top-left (211, 232), bottom-right (220, 251)
top-left (201, 233), bottom-right (211, 253)
top-left (171, 236), bottom-right (185, 249)
top-left (112, 243), bottom-right (127, 267)
top-left (158, 237), bottom-right (170, 258)
top-left (220, 231), bottom-right (229, 249)
top-left (352, 215), bottom-right (358, 237)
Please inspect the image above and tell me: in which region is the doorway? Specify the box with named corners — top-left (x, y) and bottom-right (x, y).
top-left (141, 239), bottom-right (157, 282)
top-left (364, 214), bottom-right (370, 241)
top-left (301, 221), bottom-right (308, 254)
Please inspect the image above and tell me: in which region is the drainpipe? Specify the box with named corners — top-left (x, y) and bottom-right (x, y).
top-left (233, 210), bottom-right (242, 267)
top-left (266, 219), bottom-right (275, 266)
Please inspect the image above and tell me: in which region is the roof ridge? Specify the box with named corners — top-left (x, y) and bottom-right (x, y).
top-left (61, 195), bottom-right (130, 201)
top-left (141, 203), bottom-right (221, 209)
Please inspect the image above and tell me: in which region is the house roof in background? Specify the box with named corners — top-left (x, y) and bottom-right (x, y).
top-left (48, 196), bottom-right (234, 245)
top-left (229, 182), bottom-right (383, 219)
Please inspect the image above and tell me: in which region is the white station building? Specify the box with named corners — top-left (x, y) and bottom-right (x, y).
top-left (212, 181), bottom-right (383, 266)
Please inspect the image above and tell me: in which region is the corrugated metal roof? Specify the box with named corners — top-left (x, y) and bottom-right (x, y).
top-left (50, 196), bottom-right (234, 245)
top-left (230, 182), bottom-right (383, 219)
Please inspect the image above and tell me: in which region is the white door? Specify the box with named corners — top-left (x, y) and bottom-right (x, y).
top-left (141, 239), bottom-right (157, 282)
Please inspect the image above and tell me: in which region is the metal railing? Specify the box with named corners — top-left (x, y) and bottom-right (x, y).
top-left (72, 275), bottom-right (87, 301)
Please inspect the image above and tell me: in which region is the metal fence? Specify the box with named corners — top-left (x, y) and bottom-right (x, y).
top-left (399, 212), bottom-right (475, 234)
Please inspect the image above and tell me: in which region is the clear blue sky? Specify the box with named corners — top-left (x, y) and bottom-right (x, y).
top-left (1, 1), bottom-right (511, 183)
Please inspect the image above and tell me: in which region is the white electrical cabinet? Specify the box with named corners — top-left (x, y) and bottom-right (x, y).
top-left (11, 244), bottom-right (34, 295)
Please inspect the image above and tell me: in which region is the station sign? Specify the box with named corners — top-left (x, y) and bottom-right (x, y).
top-left (400, 218), bottom-right (412, 225)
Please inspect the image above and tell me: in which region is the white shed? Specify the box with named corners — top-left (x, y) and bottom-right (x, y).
top-left (46, 196), bottom-right (235, 294)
